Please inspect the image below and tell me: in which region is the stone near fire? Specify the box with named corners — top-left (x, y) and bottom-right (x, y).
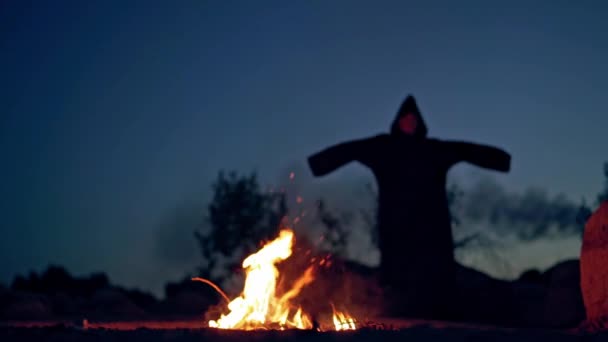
top-left (542, 260), bottom-right (585, 328)
top-left (580, 201), bottom-right (608, 329)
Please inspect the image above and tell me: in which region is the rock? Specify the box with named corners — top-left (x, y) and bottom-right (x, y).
top-left (454, 264), bottom-right (519, 326)
top-left (545, 260), bottom-right (580, 287)
top-left (511, 280), bottom-right (546, 327)
top-left (580, 201), bottom-right (608, 328)
top-left (542, 260), bottom-right (585, 328)
top-left (518, 269), bottom-right (545, 285)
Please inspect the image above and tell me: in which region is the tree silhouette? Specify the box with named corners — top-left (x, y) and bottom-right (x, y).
top-left (194, 171), bottom-right (287, 284)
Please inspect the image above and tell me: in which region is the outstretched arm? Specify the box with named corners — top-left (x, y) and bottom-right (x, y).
top-left (443, 141), bottom-right (511, 172)
top-left (308, 136), bottom-right (379, 177)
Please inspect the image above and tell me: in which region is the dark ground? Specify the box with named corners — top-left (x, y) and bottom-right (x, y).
top-left (0, 319), bottom-right (605, 342)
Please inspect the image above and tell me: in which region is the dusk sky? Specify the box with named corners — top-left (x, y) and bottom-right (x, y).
top-left (1, 1), bottom-right (607, 296)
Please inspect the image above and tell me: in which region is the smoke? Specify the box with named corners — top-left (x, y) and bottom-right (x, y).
top-left (151, 162), bottom-right (588, 286)
top-left (452, 176), bottom-right (585, 241)
top-left (276, 162), bottom-right (587, 263)
top-left (281, 164), bottom-right (587, 243)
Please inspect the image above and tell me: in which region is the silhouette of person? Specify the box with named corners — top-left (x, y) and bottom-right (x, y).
top-left (307, 95), bottom-right (511, 319)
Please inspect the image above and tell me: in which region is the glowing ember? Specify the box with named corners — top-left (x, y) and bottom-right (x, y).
top-left (194, 228), bottom-right (357, 331)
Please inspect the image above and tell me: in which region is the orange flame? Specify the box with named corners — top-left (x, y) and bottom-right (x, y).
top-left (198, 228), bottom-right (357, 331)
top-left (331, 304), bottom-right (356, 331)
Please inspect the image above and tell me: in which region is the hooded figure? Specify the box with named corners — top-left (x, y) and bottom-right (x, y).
top-left (308, 95), bottom-right (511, 319)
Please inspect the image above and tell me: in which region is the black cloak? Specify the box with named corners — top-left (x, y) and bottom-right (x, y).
top-left (308, 95), bottom-right (511, 318)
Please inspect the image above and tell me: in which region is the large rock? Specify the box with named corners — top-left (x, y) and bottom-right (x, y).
top-left (542, 260), bottom-right (585, 328)
top-left (580, 201), bottom-right (608, 328)
top-left (454, 264), bottom-right (517, 325)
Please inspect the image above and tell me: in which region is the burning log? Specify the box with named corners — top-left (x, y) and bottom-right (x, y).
top-left (580, 201), bottom-right (608, 330)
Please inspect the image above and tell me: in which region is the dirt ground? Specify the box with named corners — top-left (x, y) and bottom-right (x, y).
top-left (0, 319), bottom-right (605, 342)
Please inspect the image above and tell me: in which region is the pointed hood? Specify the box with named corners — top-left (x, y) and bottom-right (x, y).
top-left (390, 94), bottom-right (428, 138)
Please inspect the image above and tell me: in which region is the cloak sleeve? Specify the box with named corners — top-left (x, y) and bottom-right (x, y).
top-left (308, 136), bottom-right (379, 177)
top-left (442, 141), bottom-right (511, 172)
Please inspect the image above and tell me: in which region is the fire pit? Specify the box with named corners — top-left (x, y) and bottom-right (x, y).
top-left (192, 229), bottom-right (357, 331)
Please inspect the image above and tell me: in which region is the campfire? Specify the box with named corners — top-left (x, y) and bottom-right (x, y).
top-left (193, 228), bottom-right (357, 331)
